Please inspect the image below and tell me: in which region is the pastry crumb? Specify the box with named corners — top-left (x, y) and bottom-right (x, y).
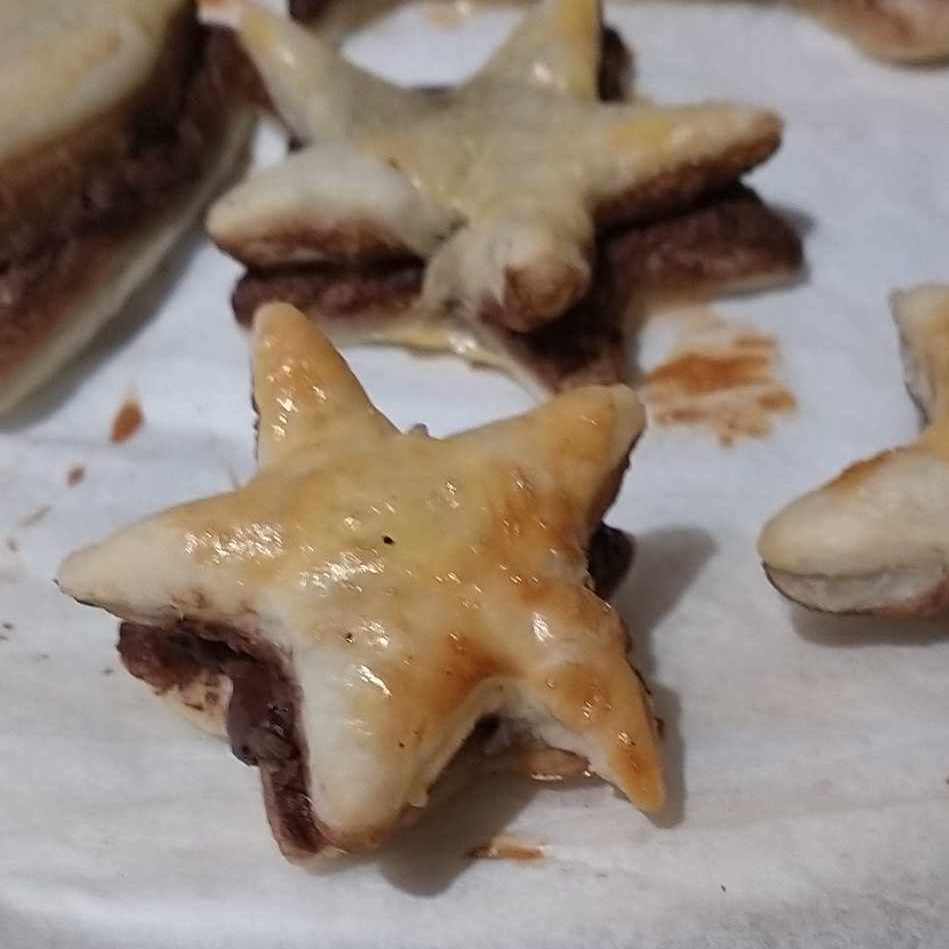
top-left (5, 537), bottom-right (18, 553)
top-left (66, 465), bottom-right (86, 486)
top-left (468, 837), bottom-right (544, 862)
top-left (17, 505), bottom-right (51, 528)
top-left (111, 397), bottom-right (144, 444)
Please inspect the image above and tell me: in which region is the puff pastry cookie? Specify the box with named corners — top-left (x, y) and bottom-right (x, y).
top-left (60, 303), bottom-right (664, 858)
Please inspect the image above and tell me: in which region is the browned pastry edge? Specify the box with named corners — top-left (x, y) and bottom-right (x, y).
top-left (114, 520), bottom-right (633, 859)
top-left (763, 565), bottom-right (949, 619)
top-left (486, 251), bottom-right (594, 334)
top-left (499, 248), bottom-right (628, 391)
top-left (213, 217), bottom-right (430, 271)
top-left (0, 18), bottom-right (239, 380)
top-left (593, 133), bottom-right (782, 229)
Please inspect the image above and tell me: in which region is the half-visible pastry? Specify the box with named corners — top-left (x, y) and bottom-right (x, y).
top-left (289, 0), bottom-right (949, 65)
top-left (201, 0), bottom-right (782, 333)
top-left (759, 285), bottom-right (949, 616)
top-left (0, 0), bottom-right (255, 414)
top-left (798, 0), bottom-right (949, 63)
top-left (59, 302), bottom-right (663, 859)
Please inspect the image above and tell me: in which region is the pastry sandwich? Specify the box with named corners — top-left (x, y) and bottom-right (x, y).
top-left (59, 302), bottom-right (664, 858)
top-left (202, 0), bottom-right (800, 394)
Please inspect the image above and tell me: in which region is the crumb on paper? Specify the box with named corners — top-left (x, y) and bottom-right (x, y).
top-left (102, 668), bottom-right (114, 676)
top-left (422, 0), bottom-right (474, 29)
top-left (34, 653), bottom-right (50, 662)
top-left (17, 505), bottom-right (51, 529)
top-left (468, 837), bottom-right (545, 862)
top-left (640, 305), bottom-right (796, 447)
top-left (721, 884), bottom-right (727, 893)
top-left (492, 746), bottom-right (589, 782)
top-left (5, 537), bottom-right (17, 553)
top-left (66, 465), bottom-right (86, 486)
top-left (111, 396), bottom-right (144, 444)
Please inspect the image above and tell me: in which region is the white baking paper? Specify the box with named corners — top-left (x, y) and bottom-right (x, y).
top-left (2, 3), bottom-right (948, 947)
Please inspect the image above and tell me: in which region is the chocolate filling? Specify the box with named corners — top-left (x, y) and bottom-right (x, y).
top-left (118, 620), bottom-right (323, 856)
top-left (232, 260), bottom-right (422, 328)
top-left (0, 8), bottom-right (245, 374)
top-left (606, 184), bottom-right (803, 298)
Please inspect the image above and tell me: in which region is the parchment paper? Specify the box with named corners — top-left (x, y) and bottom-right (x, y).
top-left (1, 3), bottom-right (948, 947)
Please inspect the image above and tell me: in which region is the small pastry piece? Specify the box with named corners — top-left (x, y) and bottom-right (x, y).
top-left (201, 0), bottom-right (782, 333)
top-left (59, 303), bottom-right (663, 859)
top-left (798, 0), bottom-right (949, 63)
top-left (0, 0), bottom-right (254, 414)
top-left (231, 185), bottom-right (802, 394)
top-left (759, 285), bottom-right (949, 617)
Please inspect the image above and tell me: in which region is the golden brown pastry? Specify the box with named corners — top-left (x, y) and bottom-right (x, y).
top-left (201, 0), bottom-right (782, 334)
top-left (760, 285), bottom-right (949, 616)
top-left (0, 0), bottom-right (254, 414)
top-left (59, 302), bottom-right (664, 859)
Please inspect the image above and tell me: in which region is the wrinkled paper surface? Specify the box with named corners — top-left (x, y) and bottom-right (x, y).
top-left (2, 3), bottom-right (948, 947)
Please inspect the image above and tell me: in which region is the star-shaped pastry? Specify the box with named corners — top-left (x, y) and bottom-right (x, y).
top-left (760, 285), bottom-right (949, 617)
top-left (59, 302), bottom-right (664, 858)
top-left (201, 0), bottom-right (782, 333)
